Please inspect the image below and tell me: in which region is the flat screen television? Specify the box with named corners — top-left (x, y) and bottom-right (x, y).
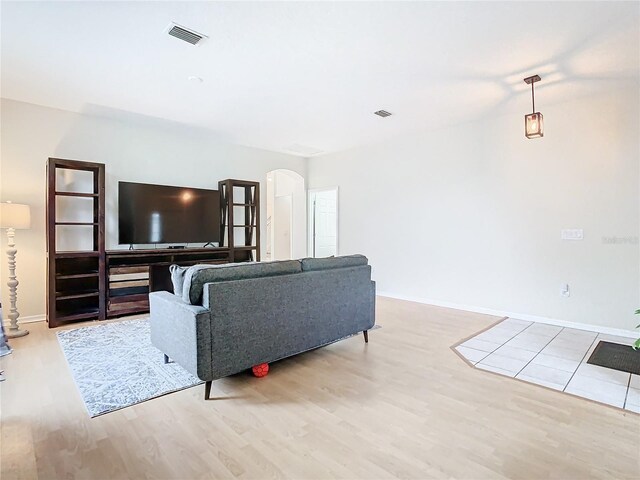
top-left (118, 181), bottom-right (220, 245)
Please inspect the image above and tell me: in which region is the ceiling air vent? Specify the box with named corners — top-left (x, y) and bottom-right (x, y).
top-left (166, 23), bottom-right (208, 46)
top-left (374, 110), bottom-right (392, 118)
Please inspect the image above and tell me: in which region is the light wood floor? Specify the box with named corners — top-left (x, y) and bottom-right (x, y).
top-left (2, 297), bottom-right (639, 479)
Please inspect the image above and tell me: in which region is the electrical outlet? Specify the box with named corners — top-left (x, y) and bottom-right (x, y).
top-left (561, 284), bottom-right (570, 297)
top-left (561, 229), bottom-right (584, 240)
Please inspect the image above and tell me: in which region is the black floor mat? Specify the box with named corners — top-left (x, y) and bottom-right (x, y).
top-left (587, 341), bottom-right (640, 375)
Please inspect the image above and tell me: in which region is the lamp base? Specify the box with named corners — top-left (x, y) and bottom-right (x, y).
top-left (6, 328), bottom-right (29, 339)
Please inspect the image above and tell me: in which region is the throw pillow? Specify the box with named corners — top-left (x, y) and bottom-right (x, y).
top-left (169, 264), bottom-right (188, 297)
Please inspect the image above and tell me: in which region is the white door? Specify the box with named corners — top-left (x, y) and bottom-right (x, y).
top-left (274, 195), bottom-right (292, 260)
top-left (309, 188), bottom-right (338, 258)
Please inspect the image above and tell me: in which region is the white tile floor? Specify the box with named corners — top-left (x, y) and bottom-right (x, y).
top-left (455, 318), bottom-right (639, 413)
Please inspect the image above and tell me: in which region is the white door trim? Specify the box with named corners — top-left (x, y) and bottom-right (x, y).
top-left (274, 193), bottom-right (293, 260)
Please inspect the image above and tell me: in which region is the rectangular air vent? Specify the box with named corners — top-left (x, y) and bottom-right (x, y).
top-left (374, 110), bottom-right (392, 117)
top-left (167, 23), bottom-right (208, 46)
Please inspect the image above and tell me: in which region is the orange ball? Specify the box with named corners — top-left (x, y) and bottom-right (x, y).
top-left (252, 363), bottom-right (269, 378)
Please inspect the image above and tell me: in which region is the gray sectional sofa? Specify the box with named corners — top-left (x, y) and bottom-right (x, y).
top-left (149, 255), bottom-right (376, 399)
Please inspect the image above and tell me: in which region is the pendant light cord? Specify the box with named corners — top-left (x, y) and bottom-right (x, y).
top-left (531, 82), bottom-right (535, 113)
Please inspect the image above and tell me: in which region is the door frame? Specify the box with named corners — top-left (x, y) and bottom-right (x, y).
top-left (273, 193), bottom-right (293, 260)
top-left (307, 186), bottom-right (339, 258)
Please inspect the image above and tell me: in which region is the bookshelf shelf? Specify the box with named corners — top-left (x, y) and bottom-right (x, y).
top-left (55, 191), bottom-right (99, 198)
top-left (55, 222), bottom-right (99, 226)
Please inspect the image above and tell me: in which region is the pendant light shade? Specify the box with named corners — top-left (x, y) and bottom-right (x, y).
top-left (525, 112), bottom-right (544, 138)
top-left (524, 75), bottom-right (543, 139)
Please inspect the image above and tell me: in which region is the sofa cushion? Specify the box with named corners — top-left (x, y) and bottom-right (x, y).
top-left (301, 254), bottom-right (368, 272)
top-left (169, 264), bottom-right (188, 297)
top-left (182, 260), bottom-right (302, 305)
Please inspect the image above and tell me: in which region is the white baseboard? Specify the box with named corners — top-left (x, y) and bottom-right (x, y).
top-left (3, 314), bottom-right (46, 325)
top-left (377, 291), bottom-right (638, 339)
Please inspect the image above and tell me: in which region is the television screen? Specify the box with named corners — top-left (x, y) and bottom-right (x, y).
top-left (118, 182), bottom-right (220, 245)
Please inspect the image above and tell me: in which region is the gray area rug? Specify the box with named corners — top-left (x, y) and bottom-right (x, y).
top-left (57, 318), bottom-right (201, 417)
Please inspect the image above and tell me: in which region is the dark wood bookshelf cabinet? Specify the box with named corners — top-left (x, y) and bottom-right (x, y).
top-left (219, 179), bottom-right (260, 262)
top-left (46, 168), bottom-right (261, 326)
top-left (46, 158), bottom-right (106, 327)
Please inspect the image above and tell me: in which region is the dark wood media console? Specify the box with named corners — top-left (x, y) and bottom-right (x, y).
top-left (106, 247), bottom-right (243, 317)
top-left (46, 157), bottom-right (261, 327)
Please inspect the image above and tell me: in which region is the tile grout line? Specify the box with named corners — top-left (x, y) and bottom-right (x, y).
top-left (472, 320), bottom-right (533, 367)
top-left (459, 319), bottom-right (528, 364)
top-left (561, 334), bottom-right (601, 393)
top-left (512, 326), bottom-right (566, 379)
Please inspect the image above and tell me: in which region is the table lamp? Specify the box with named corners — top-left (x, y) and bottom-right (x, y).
top-left (0, 201), bottom-right (31, 338)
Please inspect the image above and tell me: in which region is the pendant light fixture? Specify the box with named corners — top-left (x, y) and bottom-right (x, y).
top-left (524, 74), bottom-right (543, 139)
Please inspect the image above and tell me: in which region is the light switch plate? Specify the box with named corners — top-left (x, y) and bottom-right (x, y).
top-left (561, 229), bottom-right (584, 240)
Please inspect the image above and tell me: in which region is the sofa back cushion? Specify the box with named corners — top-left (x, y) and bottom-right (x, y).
top-left (182, 260), bottom-right (302, 305)
top-left (301, 254), bottom-right (368, 272)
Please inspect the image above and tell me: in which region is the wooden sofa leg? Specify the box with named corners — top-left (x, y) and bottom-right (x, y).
top-left (363, 330), bottom-right (369, 343)
top-left (204, 381), bottom-right (212, 400)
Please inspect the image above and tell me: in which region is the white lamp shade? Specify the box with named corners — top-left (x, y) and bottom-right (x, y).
top-left (0, 202), bottom-right (31, 229)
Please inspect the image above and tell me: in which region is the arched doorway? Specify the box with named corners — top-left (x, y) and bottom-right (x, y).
top-left (265, 169), bottom-right (305, 261)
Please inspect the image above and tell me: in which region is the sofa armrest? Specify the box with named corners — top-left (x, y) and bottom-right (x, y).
top-left (149, 291), bottom-right (212, 380)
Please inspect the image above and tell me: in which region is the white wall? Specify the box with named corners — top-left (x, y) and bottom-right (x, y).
top-left (0, 99), bottom-right (306, 318)
top-left (308, 88), bottom-right (640, 331)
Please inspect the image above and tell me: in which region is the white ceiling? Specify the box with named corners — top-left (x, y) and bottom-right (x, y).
top-left (1, 1), bottom-right (638, 157)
